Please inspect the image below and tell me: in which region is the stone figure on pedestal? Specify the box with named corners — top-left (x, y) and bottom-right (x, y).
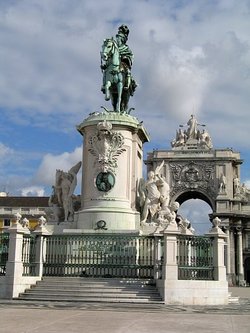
top-left (233, 178), bottom-right (250, 200)
top-left (140, 170), bottom-right (161, 224)
top-left (138, 162), bottom-right (170, 224)
top-left (174, 128), bottom-right (186, 147)
top-left (233, 177), bottom-right (240, 197)
top-left (185, 114), bottom-right (201, 139)
top-left (219, 173), bottom-right (227, 193)
top-left (199, 129), bottom-right (212, 148)
top-left (48, 186), bottom-right (61, 222)
top-left (100, 25), bottom-right (137, 113)
top-left (47, 161), bottom-right (82, 222)
top-left (180, 114), bottom-right (205, 141)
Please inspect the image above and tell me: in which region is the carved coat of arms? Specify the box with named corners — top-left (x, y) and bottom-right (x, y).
top-left (88, 120), bottom-right (126, 173)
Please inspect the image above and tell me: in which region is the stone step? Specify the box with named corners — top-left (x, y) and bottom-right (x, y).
top-left (20, 291), bottom-right (162, 299)
top-left (228, 296), bottom-right (239, 304)
top-left (23, 289), bottom-right (160, 297)
top-left (35, 281), bottom-right (157, 288)
top-left (18, 277), bottom-right (163, 304)
top-left (36, 279), bottom-right (156, 288)
top-left (29, 286), bottom-right (158, 293)
top-left (228, 292), bottom-right (239, 304)
top-left (39, 278), bottom-right (155, 286)
top-left (18, 294), bottom-right (163, 303)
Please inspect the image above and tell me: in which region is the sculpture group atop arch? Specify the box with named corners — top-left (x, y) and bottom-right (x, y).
top-left (171, 114), bottom-right (212, 149)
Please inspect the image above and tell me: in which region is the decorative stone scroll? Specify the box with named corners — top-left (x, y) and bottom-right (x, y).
top-left (88, 120), bottom-right (126, 174)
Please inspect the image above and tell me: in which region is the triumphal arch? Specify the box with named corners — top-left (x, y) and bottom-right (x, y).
top-left (145, 115), bottom-right (250, 285)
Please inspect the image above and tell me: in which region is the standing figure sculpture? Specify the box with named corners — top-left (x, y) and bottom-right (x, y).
top-left (219, 173), bottom-right (227, 193)
top-left (186, 115), bottom-right (200, 139)
top-left (180, 115), bottom-right (204, 140)
top-left (52, 161), bottom-right (82, 222)
top-left (140, 171), bottom-right (161, 223)
top-left (48, 186), bottom-right (61, 222)
top-left (101, 25), bottom-right (137, 113)
top-left (138, 161), bottom-right (170, 224)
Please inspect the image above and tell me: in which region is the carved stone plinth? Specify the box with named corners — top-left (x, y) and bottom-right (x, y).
top-left (76, 111), bottom-right (149, 231)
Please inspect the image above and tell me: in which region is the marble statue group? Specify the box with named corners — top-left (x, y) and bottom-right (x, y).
top-left (172, 115), bottom-right (213, 149)
top-left (138, 161), bottom-right (191, 232)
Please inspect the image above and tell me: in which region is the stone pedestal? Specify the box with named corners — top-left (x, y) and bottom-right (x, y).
top-left (75, 111), bottom-right (149, 231)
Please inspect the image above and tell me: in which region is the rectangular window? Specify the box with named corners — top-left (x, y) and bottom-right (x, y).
top-left (3, 218), bottom-right (11, 227)
top-left (4, 208), bottom-right (12, 212)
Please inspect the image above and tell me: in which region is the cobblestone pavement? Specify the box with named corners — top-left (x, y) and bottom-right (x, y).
top-left (0, 298), bottom-right (250, 314)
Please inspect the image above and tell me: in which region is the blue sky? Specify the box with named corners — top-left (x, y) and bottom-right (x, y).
top-left (0, 0), bottom-right (250, 231)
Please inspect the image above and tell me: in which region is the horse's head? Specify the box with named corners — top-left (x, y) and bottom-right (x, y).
top-left (101, 38), bottom-right (116, 62)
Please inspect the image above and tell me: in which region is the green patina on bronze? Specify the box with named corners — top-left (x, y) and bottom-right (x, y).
top-left (100, 25), bottom-right (137, 113)
top-left (96, 171), bottom-right (115, 192)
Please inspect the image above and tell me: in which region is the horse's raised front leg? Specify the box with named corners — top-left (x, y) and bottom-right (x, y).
top-left (105, 81), bottom-right (111, 101)
top-left (116, 81), bottom-right (123, 112)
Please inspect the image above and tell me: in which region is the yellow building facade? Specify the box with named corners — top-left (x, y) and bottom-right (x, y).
top-left (0, 194), bottom-right (49, 232)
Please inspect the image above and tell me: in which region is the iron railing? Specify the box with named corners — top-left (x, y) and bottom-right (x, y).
top-left (22, 234), bottom-right (37, 276)
top-left (177, 235), bottom-right (214, 280)
top-left (0, 233), bottom-right (9, 276)
top-left (43, 234), bottom-right (156, 278)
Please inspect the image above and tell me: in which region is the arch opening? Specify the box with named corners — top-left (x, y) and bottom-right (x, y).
top-left (177, 198), bottom-right (213, 235)
top-left (176, 191), bottom-right (213, 209)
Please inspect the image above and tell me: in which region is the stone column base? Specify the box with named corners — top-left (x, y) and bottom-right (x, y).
top-left (75, 207), bottom-right (140, 231)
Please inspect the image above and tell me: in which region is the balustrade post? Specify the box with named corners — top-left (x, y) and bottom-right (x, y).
top-left (32, 216), bottom-right (51, 277)
top-left (154, 226), bottom-right (180, 303)
top-left (154, 235), bottom-right (163, 280)
top-left (5, 213), bottom-right (28, 298)
top-left (206, 217), bottom-right (227, 281)
top-left (162, 227), bottom-right (180, 281)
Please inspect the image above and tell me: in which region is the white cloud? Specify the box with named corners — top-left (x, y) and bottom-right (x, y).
top-left (35, 146), bottom-right (82, 186)
top-left (0, 0), bottom-right (104, 129)
top-left (0, 143), bottom-right (13, 160)
top-left (21, 186), bottom-right (45, 197)
top-left (151, 45), bottom-right (209, 117)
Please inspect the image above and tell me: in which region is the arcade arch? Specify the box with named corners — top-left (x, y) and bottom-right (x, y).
top-left (174, 190), bottom-right (214, 210)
